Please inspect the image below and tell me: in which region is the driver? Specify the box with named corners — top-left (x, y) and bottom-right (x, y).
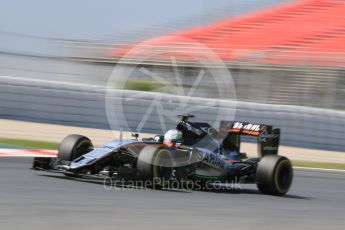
top-left (163, 130), bottom-right (183, 147)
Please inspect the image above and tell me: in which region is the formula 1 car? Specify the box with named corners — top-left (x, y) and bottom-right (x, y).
top-left (32, 115), bottom-right (293, 196)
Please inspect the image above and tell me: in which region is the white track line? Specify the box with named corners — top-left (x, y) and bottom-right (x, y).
top-left (294, 166), bottom-right (345, 173)
top-left (0, 75), bottom-right (101, 89)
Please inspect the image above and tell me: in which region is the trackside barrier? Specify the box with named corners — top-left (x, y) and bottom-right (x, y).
top-left (0, 76), bottom-right (344, 151)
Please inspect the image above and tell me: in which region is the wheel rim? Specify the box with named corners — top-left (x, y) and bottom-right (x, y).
top-left (73, 140), bottom-right (92, 159)
top-left (275, 160), bottom-right (292, 193)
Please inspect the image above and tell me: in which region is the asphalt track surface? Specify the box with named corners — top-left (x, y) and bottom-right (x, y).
top-left (1, 158), bottom-right (344, 230)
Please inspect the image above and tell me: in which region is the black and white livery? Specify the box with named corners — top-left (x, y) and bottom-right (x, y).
top-left (32, 115), bottom-right (293, 196)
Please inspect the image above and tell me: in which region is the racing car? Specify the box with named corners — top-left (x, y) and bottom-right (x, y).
top-left (32, 114), bottom-right (293, 196)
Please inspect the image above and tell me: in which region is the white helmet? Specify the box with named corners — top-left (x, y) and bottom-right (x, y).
top-left (163, 130), bottom-right (182, 146)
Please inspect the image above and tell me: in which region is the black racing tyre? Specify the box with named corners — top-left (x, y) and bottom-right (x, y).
top-left (58, 134), bottom-right (93, 161)
top-left (137, 145), bottom-right (174, 189)
top-left (256, 155), bottom-right (293, 196)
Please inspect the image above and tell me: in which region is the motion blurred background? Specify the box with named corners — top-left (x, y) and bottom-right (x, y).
top-left (0, 0), bottom-right (344, 151)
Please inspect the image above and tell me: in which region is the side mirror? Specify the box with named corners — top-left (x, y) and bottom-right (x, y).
top-left (131, 133), bottom-right (139, 140)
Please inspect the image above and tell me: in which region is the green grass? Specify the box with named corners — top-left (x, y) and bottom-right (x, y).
top-left (0, 138), bottom-right (344, 170)
top-left (123, 80), bottom-right (167, 91)
top-left (0, 138), bottom-right (58, 150)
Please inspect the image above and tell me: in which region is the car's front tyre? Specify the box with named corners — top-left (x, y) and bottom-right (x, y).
top-left (58, 134), bottom-right (93, 161)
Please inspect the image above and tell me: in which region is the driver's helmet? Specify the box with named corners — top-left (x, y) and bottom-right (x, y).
top-left (163, 130), bottom-right (182, 147)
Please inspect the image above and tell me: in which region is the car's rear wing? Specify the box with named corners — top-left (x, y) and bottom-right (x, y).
top-left (219, 121), bottom-right (280, 157)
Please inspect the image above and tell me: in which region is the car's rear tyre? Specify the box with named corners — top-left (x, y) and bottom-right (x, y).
top-left (137, 145), bottom-right (174, 189)
top-left (256, 155), bottom-right (293, 196)
top-left (58, 134), bottom-right (93, 161)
